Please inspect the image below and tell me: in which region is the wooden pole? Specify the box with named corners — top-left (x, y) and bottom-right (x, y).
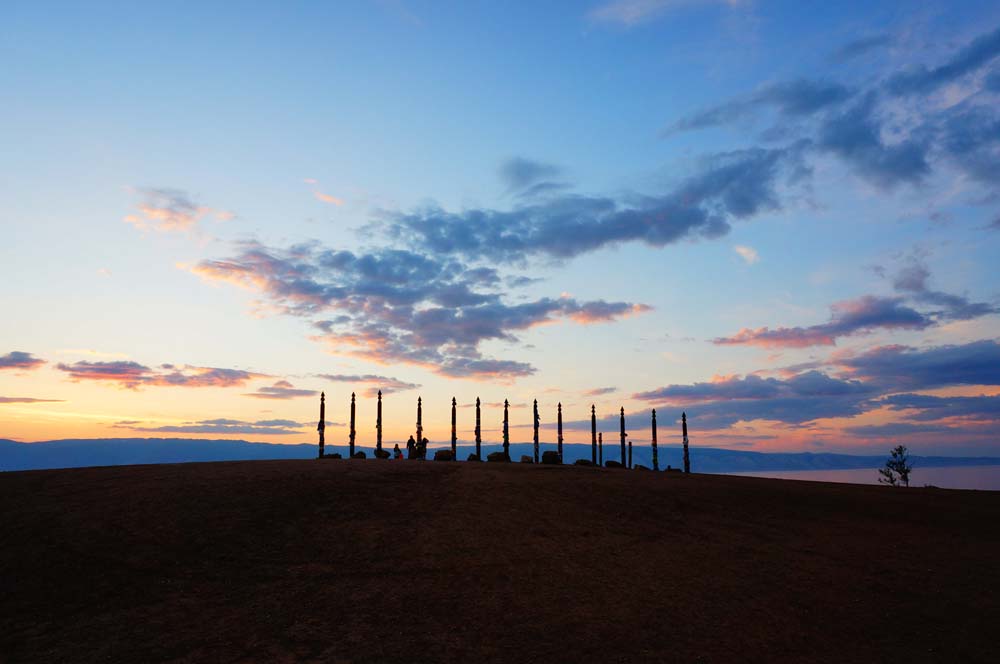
top-left (451, 397), bottom-right (457, 458)
top-left (416, 396), bottom-right (423, 453)
top-left (376, 390), bottom-right (382, 455)
top-left (557, 402), bottom-right (563, 462)
top-left (349, 392), bottom-right (356, 457)
top-left (591, 405), bottom-right (597, 464)
top-left (651, 409), bottom-right (658, 471)
top-left (503, 399), bottom-right (510, 461)
top-left (532, 399), bottom-right (540, 463)
top-left (628, 438), bottom-right (632, 469)
top-left (598, 432), bottom-right (603, 466)
top-left (475, 397), bottom-right (482, 460)
top-left (619, 407), bottom-right (626, 466)
top-left (682, 412), bottom-right (690, 474)
top-left (318, 392), bottom-right (325, 458)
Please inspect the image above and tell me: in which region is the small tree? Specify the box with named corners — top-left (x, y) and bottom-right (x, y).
top-left (878, 445), bottom-right (913, 487)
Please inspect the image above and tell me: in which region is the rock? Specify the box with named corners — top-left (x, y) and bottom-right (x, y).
top-left (574, 459), bottom-right (594, 466)
top-left (486, 451), bottom-right (509, 463)
top-left (433, 449), bottom-right (455, 461)
top-left (634, 464), bottom-right (650, 471)
top-left (467, 453), bottom-right (480, 462)
top-left (605, 460), bottom-right (623, 469)
top-left (541, 451), bottom-right (561, 465)
top-left (374, 448), bottom-right (391, 459)
top-left (351, 451), bottom-right (367, 460)
top-left (320, 453), bottom-right (342, 460)
top-left (520, 455), bottom-right (534, 464)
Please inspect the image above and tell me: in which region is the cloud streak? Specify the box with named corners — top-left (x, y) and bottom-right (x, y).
top-left (0, 351), bottom-right (45, 371)
top-left (56, 361), bottom-right (267, 389)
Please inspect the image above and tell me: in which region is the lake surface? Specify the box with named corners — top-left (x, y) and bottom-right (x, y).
top-left (726, 465), bottom-right (1000, 491)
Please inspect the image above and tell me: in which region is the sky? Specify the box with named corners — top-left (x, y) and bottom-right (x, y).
top-left (2, 0), bottom-right (999, 456)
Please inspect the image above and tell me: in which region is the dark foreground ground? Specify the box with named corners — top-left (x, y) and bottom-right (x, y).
top-left (2, 460), bottom-right (998, 663)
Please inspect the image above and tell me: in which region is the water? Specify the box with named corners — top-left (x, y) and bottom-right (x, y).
top-left (726, 465), bottom-right (1000, 491)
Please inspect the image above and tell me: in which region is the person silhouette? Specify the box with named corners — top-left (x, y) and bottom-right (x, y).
top-left (393, 443), bottom-right (403, 459)
top-left (406, 435), bottom-right (416, 459)
top-left (419, 437), bottom-right (429, 459)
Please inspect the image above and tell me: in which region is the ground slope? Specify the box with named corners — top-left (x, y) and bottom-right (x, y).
top-left (2, 460), bottom-right (998, 663)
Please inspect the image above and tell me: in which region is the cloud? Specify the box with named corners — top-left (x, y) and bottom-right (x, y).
top-left (191, 241), bottom-right (650, 379)
top-left (244, 380), bottom-right (318, 400)
top-left (499, 157), bottom-right (564, 196)
top-left (584, 386), bottom-right (617, 397)
top-left (669, 79), bottom-right (853, 133)
top-left (713, 295), bottom-right (931, 348)
top-left (588, 0), bottom-right (739, 26)
top-left (56, 360), bottom-right (266, 389)
top-left (0, 396), bottom-right (64, 403)
top-left (314, 192), bottom-right (344, 205)
top-left (124, 188), bottom-right (208, 232)
top-left (891, 257), bottom-right (998, 321)
top-left (838, 340), bottom-right (1000, 390)
top-left (830, 34), bottom-right (893, 62)
top-left (734, 245), bottom-right (759, 264)
top-left (116, 418), bottom-right (305, 436)
top-left (0, 351), bottom-right (45, 371)
top-left (879, 393), bottom-right (1000, 422)
top-left (885, 26), bottom-right (1000, 96)
top-left (384, 144), bottom-right (806, 264)
top-left (314, 373), bottom-right (420, 397)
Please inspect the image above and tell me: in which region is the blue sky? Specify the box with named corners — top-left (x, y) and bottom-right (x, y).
top-left (2, 0), bottom-right (999, 454)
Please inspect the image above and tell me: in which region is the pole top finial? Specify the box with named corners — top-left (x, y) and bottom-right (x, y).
top-left (621, 406), bottom-right (625, 414)
top-left (558, 401), bottom-right (562, 409)
top-left (504, 398), bottom-right (509, 407)
top-left (533, 398), bottom-right (537, 406)
top-left (418, 395), bottom-right (422, 404)
top-left (378, 389), bottom-right (382, 398)
top-left (321, 391), bottom-right (325, 398)
top-left (652, 408), bottom-right (656, 416)
top-left (351, 391), bottom-right (355, 399)
top-left (682, 411), bottom-right (687, 419)
top-left (476, 396), bottom-right (480, 406)
top-left (591, 404), bottom-right (595, 413)
top-left (452, 396), bottom-right (456, 406)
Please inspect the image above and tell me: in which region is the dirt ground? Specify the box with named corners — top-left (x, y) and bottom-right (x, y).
top-left (2, 459), bottom-right (998, 663)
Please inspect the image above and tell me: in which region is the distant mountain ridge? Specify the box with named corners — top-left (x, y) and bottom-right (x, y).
top-left (2, 437), bottom-right (999, 473)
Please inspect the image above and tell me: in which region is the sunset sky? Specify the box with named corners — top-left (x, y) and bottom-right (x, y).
top-left (2, 1), bottom-right (999, 455)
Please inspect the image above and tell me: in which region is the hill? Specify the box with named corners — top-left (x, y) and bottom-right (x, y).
top-left (2, 460), bottom-right (998, 662)
top-left (2, 437), bottom-right (999, 473)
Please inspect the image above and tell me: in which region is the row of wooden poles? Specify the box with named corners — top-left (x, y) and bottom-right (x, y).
top-left (318, 391), bottom-right (691, 472)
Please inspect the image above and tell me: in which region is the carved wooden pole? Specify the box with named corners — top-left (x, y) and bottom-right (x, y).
top-left (532, 399), bottom-right (540, 463)
top-left (682, 411), bottom-right (690, 474)
top-left (376, 390), bottom-right (382, 455)
top-left (619, 407), bottom-right (626, 466)
top-left (503, 399), bottom-right (510, 461)
top-left (591, 405), bottom-right (597, 464)
top-left (349, 392), bottom-right (356, 457)
top-left (475, 397), bottom-right (482, 460)
top-left (628, 438), bottom-right (633, 469)
top-left (451, 397), bottom-right (457, 458)
top-left (557, 402), bottom-right (564, 462)
top-left (416, 396), bottom-right (423, 450)
top-left (598, 432), bottom-right (603, 466)
top-left (651, 409), bottom-right (659, 471)
top-left (317, 392), bottom-right (326, 458)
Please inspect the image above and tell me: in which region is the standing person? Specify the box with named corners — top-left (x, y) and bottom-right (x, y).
top-left (406, 435), bottom-right (416, 459)
top-left (419, 437), bottom-right (429, 459)
top-left (393, 443), bottom-right (403, 460)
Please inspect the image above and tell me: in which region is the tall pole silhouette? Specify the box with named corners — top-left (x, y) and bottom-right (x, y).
top-left (451, 397), bottom-right (457, 458)
top-left (557, 402), bottom-right (564, 462)
top-left (503, 399), bottom-right (510, 461)
top-left (628, 438), bottom-right (633, 469)
top-left (349, 392), bottom-right (356, 458)
top-left (598, 432), bottom-right (603, 465)
top-left (651, 409), bottom-right (659, 471)
top-left (533, 399), bottom-right (540, 464)
top-left (475, 397), bottom-right (482, 460)
top-left (416, 396), bottom-right (423, 450)
top-left (591, 405), bottom-right (597, 464)
top-left (317, 392), bottom-right (325, 458)
top-left (619, 407), bottom-right (626, 466)
top-left (682, 412), bottom-right (690, 473)
top-left (376, 390), bottom-right (383, 455)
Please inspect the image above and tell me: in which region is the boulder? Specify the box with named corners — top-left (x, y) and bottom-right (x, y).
top-left (541, 451), bottom-right (562, 465)
top-left (486, 451), bottom-right (509, 463)
top-left (605, 460), bottom-right (623, 469)
top-left (320, 453), bottom-right (342, 460)
top-left (351, 451), bottom-right (367, 460)
top-left (374, 448), bottom-right (391, 459)
top-left (467, 453), bottom-right (481, 462)
top-left (574, 459), bottom-right (594, 466)
top-left (433, 449), bottom-right (455, 461)
top-left (520, 455), bottom-right (534, 464)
